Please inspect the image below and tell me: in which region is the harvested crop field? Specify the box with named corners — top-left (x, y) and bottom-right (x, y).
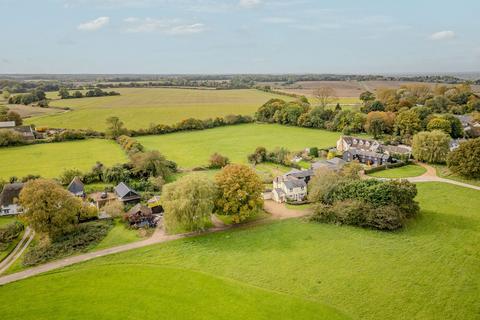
top-left (24, 88), bottom-right (293, 131)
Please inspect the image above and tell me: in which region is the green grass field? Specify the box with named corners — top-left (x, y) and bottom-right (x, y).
top-left (92, 220), bottom-right (148, 251)
top-left (0, 182), bottom-right (478, 319)
top-left (138, 124), bottom-right (341, 168)
top-left (25, 88), bottom-right (294, 131)
top-left (0, 139), bottom-right (127, 179)
top-left (0, 216), bottom-right (16, 227)
top-left (368, 164), bottom-right (427, 178)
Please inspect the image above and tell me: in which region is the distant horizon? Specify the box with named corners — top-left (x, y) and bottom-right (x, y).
top-left (1, 71), bottom-right (479, 77)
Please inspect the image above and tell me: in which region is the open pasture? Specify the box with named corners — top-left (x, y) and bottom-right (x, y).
top-left (25, 88), bottom-right (293, 131)
top-left (0, 182), bottom-right (478, 319)
top-left (0, 139), bottom-right (127, 179)
top-left (137, 123), bottom-right (342, 168)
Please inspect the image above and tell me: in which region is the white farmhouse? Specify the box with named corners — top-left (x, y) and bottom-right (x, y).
top-left (0, 183), bottom-right (24, 216)
top-left (272, 169), bottom-right (313, 203)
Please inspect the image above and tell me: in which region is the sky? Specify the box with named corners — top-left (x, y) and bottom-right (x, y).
top-left (0, 0), bottom-right (479, 74)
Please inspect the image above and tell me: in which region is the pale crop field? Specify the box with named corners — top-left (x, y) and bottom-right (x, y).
top-left (25, 88), bottom-right (294, 131)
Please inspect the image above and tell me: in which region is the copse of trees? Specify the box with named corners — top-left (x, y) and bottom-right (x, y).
top-left (255, 98), bottom-right (368, 135)
top-left (8, 89), bottom-right (46, 105)
top-left (364, 111), bottom-right (395, 138)
top-left (309, 167), bottom-right (419, 231)
top-left (412, 130), bottom-right (451, 164)
top-left (248, 146), bottom-right (297, 167)
top-left (447, 138), bottom-right (480, 179)
top-left (59, 87), bottom-right (120, 99)
top-left (361, 83), bottom-right (480, 115)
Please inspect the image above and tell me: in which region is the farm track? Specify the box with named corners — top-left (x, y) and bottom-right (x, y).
top-left (0, 228), bottom-right (34, 275)
top-left (365, 162), bottom-right (480, 191)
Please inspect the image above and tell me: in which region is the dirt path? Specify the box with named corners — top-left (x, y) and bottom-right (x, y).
top-left (0, 201), bottom-right (304, 286)
top-left (0, 228), bottom-right (34, 275)
top-left (210, 214), bottom-right (227, 228)
top-left (364, 162), bottom-right (480, 191)
top-left (407, 163), bottom-right (480, 191)
top-left (263, 201), bottom-right (311, 219)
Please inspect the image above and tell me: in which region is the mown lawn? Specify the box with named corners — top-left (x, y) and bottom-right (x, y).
top-left (0, 216), bottom-right (16, 227)
top-left (0, 182), bottom-right (478, 319)
top-left (0, 139), bottom-right (127, 179)
top-left (92, 219), bottom-right (148, 251)
top-left (368, 164), bottom-right (427, 178)
top-left (26, 88), bottom-right (293, 131)
top-left (137, 124), bottom-right (341, 168)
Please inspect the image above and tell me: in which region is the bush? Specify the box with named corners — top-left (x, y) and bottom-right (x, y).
top-left (59, 169), bottom-right (83, 186)
top-left (23, 221), bottom-right (112, 267)
top-left (0, 221), bottom-right (24, 248)
top-left (0, 129), bottom-right (26, 147)
top-left (309, 147), bottom-right (319, 157)
top-left (102, 200), bottom-right (125, 218)
top-left (209, 153), bottom-right (230, 169)
top-left (51, 130), bottom-right (87, 142)
top-left (117, 135), bottom-right (144, 154)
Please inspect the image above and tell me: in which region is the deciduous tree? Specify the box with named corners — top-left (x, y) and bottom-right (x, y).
top-left (215, 164), bottom-right (264, 223)
top-left (161, 174), bottom-right (217, 232)
top-left (447, 138), bottom-right (480, 178)
top-left (412, 130), bottom-right (450, 164)
top-left (105, 116), bottom-right (128, 139)
top-left (313, 87), bottom-right (338, 108)
top-left (131, 150), bottom-right (172, 179)
top-left (19, 179), bottom-right (81, 239)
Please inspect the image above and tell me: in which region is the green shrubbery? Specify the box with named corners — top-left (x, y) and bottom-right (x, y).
top-left (130, 114), bottom-right (253, 137)
top-left (309, 168), bottom-right (419, 230)
top-left (0, 221), bottom-right (24, 250)
top-left (0, 130), bottom-right (27, 147)
top-left (117, 135), bottom-right (145, 154)
top-left (247, 146), bottom-right (300, 168)
top-left (23, 220), bottom-right (111, 266)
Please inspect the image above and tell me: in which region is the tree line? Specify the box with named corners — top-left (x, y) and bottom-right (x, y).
top-left (58, 87), bottom-right (120, 99)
